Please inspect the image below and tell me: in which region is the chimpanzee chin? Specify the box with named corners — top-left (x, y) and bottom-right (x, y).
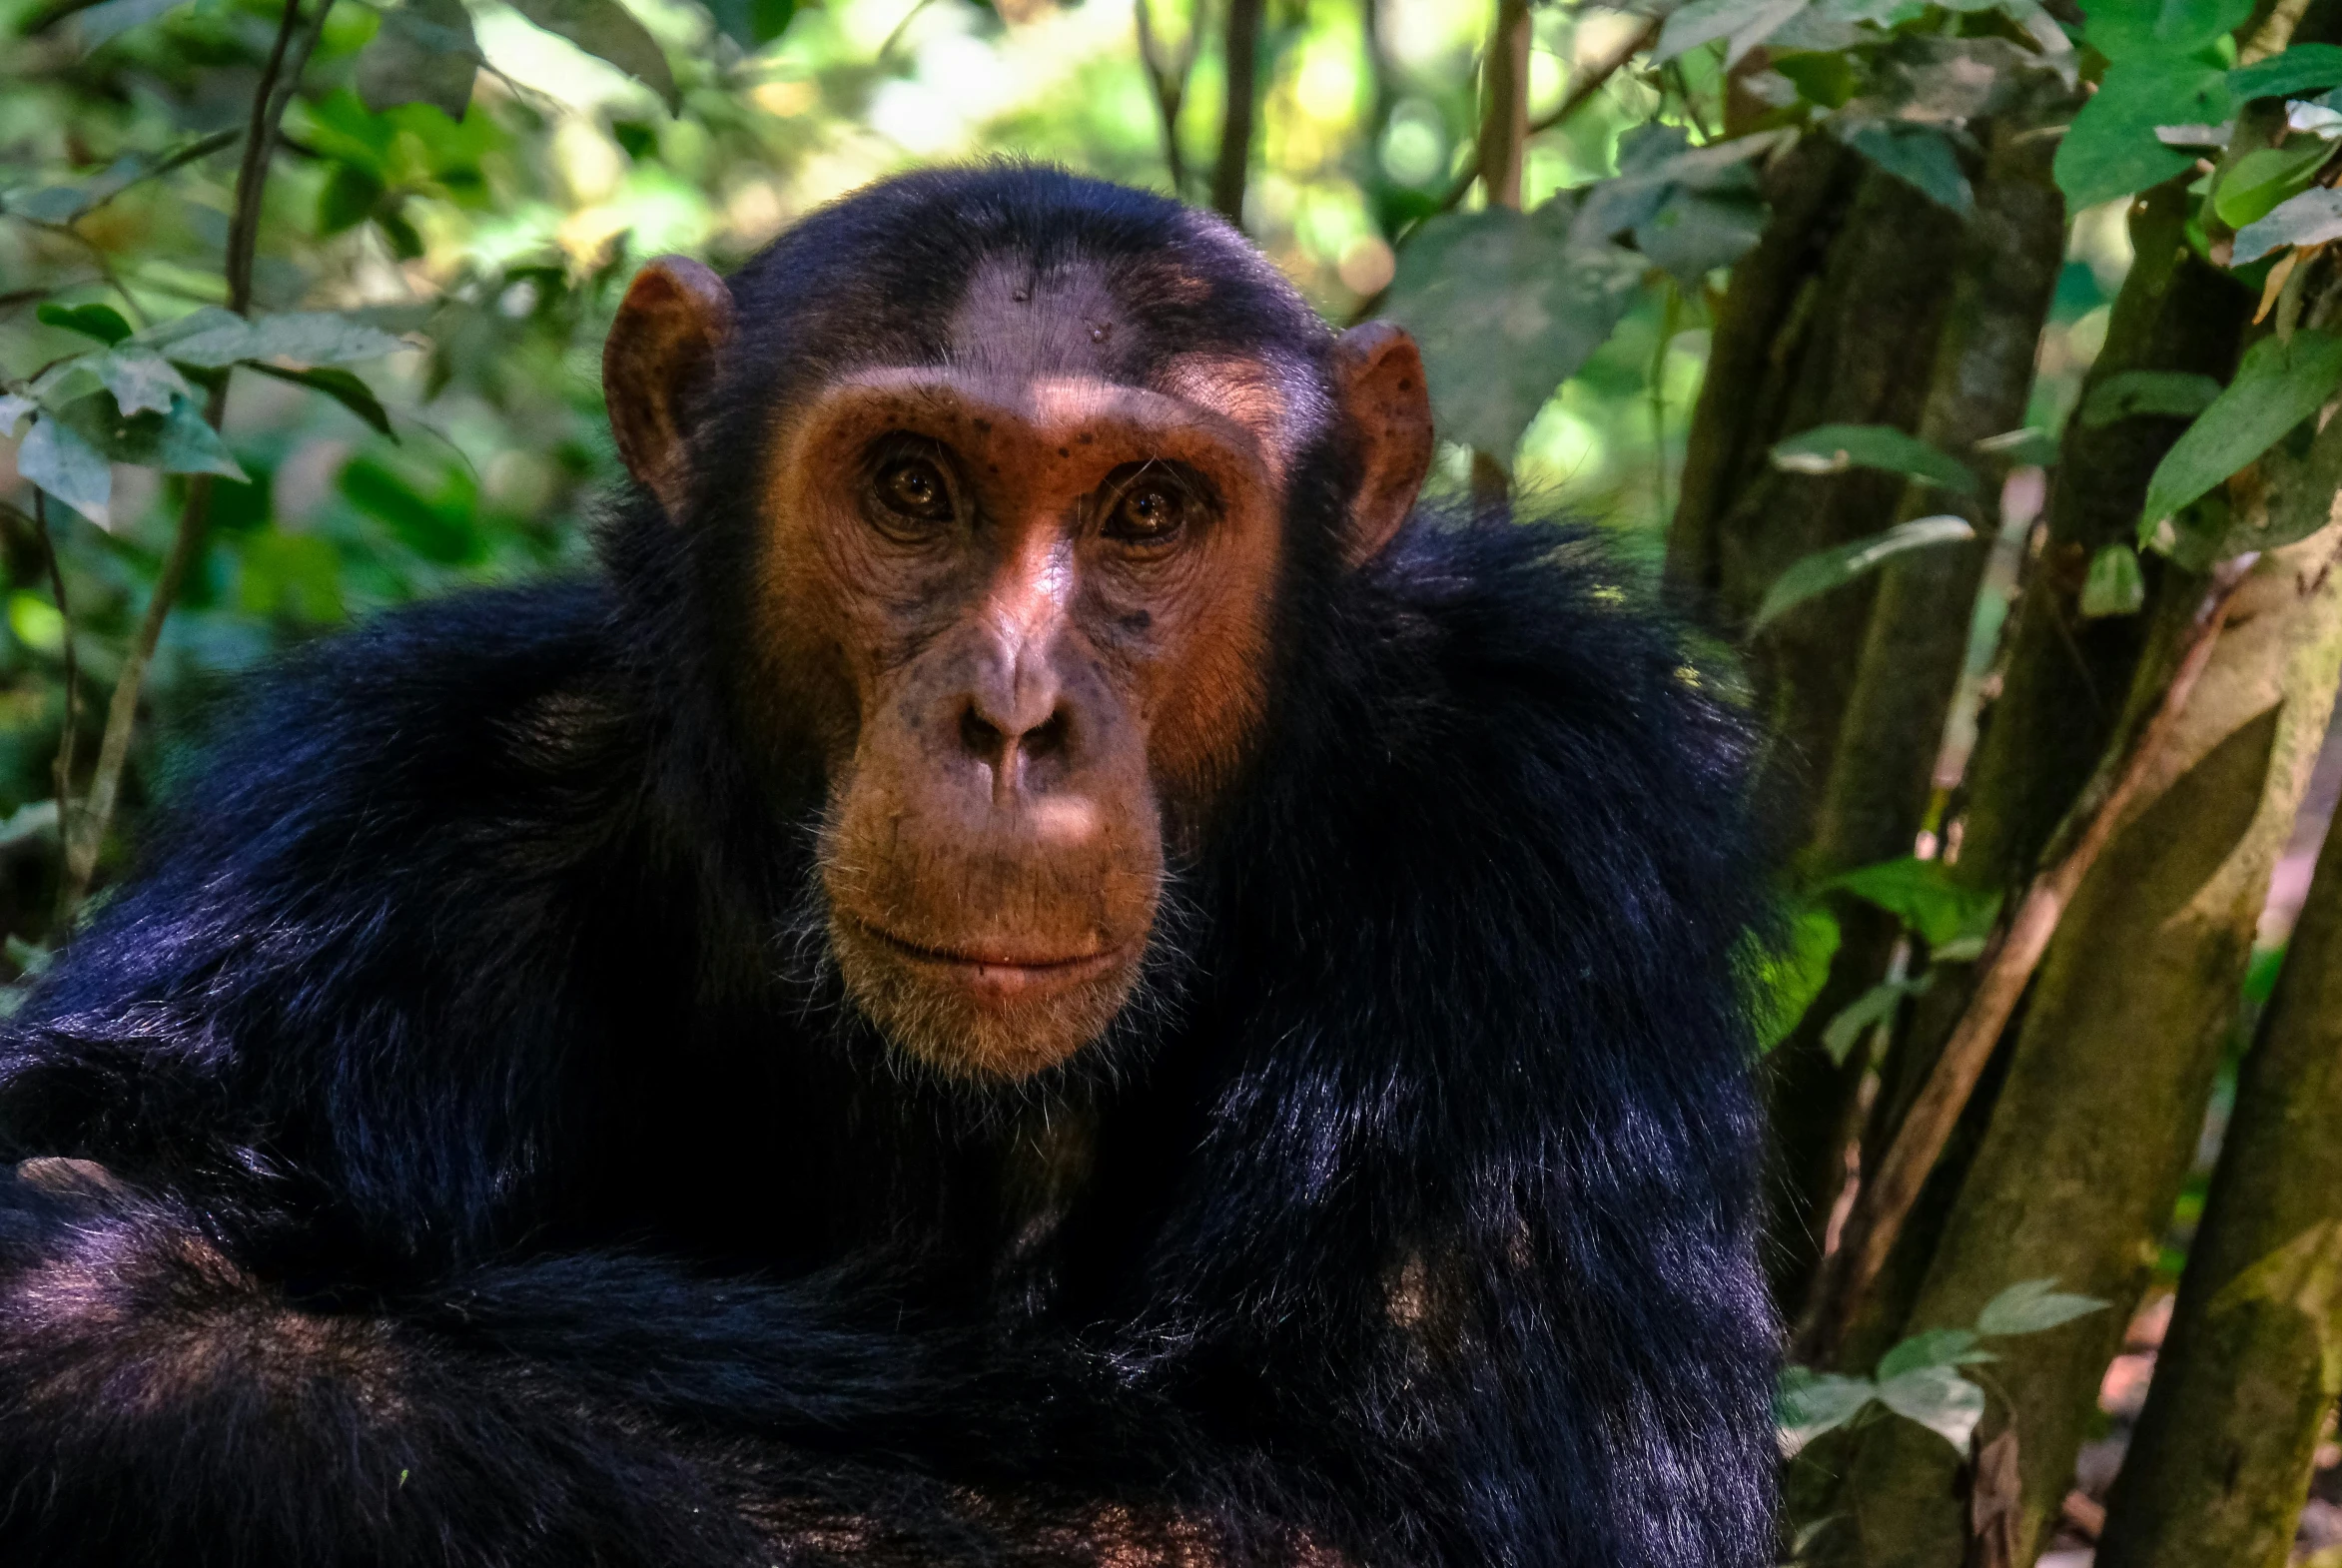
top-left (0, 163), bottom-right (1779, 1568)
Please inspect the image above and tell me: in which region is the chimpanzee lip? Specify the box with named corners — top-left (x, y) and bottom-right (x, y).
top-left (849, 918), bottom-right (1129, 981)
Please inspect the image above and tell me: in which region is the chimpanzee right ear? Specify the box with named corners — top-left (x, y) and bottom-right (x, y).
top-left (604, 256), bottom-right (735, 521)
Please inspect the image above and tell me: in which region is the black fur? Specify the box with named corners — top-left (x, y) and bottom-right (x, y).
top-left (0, 168), bottom-right (1777, 1567)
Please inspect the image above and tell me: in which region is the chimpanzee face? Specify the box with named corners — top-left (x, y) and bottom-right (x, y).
top-left (601, 246), bottom-right (1431, 1081)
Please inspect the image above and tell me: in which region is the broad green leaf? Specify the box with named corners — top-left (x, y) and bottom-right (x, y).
top-left (506, 0), bottom-right (678, 111)
top-left (164, 311), bottom-right (410, 369)
top-left (2082, 368), bottom-right (2223, 426)
top-left (2081, 541), bottom-right (2148, 616)
top-left (1380, 204), bottom-right (1648, 458)
top-left (2055, 58), bottom-right (2229, 209)
top-left (36, 303), bottom-right (132, 346)
top-left (701, 0), bottom-right (795, 48)
top-left (360, 0), bottom-right (483, 119)
top-left (1976, 1277), bottom-right (2109, 1335)
top-left (17, 415), bottom-right (113, 514)
top-left (1821, 978), bottom-right (1910, 1066)
top-left (49, 392), bottom-right (246, 480)
top-left (2232, 186), bottom-right (2342, 262)
top-left (1778, 1367), bottom-right (1879, 1451)
top-left (1828, 856), bottom-right (2002, 947)
top-left (95, 349), bottom-right (192, 417)
top-left (1754, 905), bottom-right (1841, 1053)
top-left (8, 593), bottom-right (63, 654)
top-left (0, 131), bottom-right (238, 225)
top-left (70, 0), bottom-right (192, 52)
top-left (2084, 0), bottom-right (2252, 60)
top-left (2212, 139), bottom-right (2334, 230)
top-left (1754, 516), bottom-right (1976, 630)
top-left (1876, 1365), bottom-right (1985, 1453)
top-left (1654, 0), bottom-right (1809, 68)
top-left (1635, 188), bottom-right (1767, 287)
top-left (1877, 1327), bottom-right (1993, 1380)
top-left (2229, 42), bottom-right (2342, 100)
top-left (1838, 122), bottom-right (1970, 214)
top-left (2139, 330), bottom-right (2342, 536)
top-left (1771, 423), bottom-right (1979, 493)
top-left (244, 364), bottom-right (396, 440)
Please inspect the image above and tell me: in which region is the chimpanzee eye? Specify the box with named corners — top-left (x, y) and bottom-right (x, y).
top-left (1103, 474), bottom-right (1194, 546)
top-left (874, 456), bottom-right (955, 524)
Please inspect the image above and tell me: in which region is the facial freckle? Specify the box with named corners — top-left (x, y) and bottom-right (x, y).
top-left (1058, 446), bottom-right (1071, 458)
top-left (1077, 432), bottom-right (1094, 445)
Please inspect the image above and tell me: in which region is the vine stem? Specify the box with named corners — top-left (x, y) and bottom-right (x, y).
top-left (55, 0), bottom-right (329, 922)
top-left (1794, 558), bottom-right (2257, 1363)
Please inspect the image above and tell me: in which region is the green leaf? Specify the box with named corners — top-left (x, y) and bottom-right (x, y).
top-left (700, 0), bottom-right (795, 49)
top-left (1635, 188), bottom-right (1768, 288)
top-left (8, 593), bottom-right (63, 655)
top-left (2085, 0), bottom-right (2252, 61)
top-left (2232, 185), bottom-right (2342, 262)
top-left (1754, 905), bottom-right (1842, 1054)
top-left (160, 311), bottom-right (410, 369)
top-left (1754, 515), bottom-right (1976, 630)
top-left (2228, 42), bottom-right (2342, 100)
top-left (1380, 204), bottom-right (1649, 459)
top-left (1654, 0), bottom-right (1809, 68)
top-left (359, 0), bottom-right (483, 119)
top-left (95, 349), bottom-right (192, 417)
top-left (244, 363), bottom-right (396, 440)
top-left (0, 393), bottom-right (33, 436)
top-left (16, 415), bottom-right (112, 515)
top-left (2081, 541), bottom-right (2148, 616)
top-left (0, 131), bottom-right (239, 225)
top-left (1877, 1327), bottom-right (1993, 1380)
top-left (1771, 423), bottom-right (1979, 493)
top-left (506, 0), bottom-right (679, 110)
top-left (2212, 139), bottom-right (2334, 230)
top-left (319, 163), bottom-right (388, 236)
top-left (1821, 979), bottom-right (1911, 1066)
top-left (2054, 58), bottom-right (2229, 209)
top-left (1778, 1367), bottom-right (1879, 1452)
top-left (2082, 369), bottom-right (2223, 426)
top-left (36, 303), bottom-right (133, 346)
top-left (1839, 122), bottom-right (1971, 214)
top-left (1976, 1277), bottom-right (2109, 1335)
top-left (1829, 857), bottom-right (2003, 947)
top-left (1875, 1364), bottom-right (1985, 1453)
top-left (2139, 329), bottom-right (2342, 536)
top-left (50, 392), bottom-right (247, 480)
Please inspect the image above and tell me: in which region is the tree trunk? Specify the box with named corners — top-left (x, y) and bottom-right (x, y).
top-left (1758, 106), bottom-right (2072, 1317)
top-left (1209, 0), bottom-right (1264, 225)
top-left (1834, 179), bottom-right (2252, 1369)
top-left (1819, 521), bottom-right (2342, 1567)
top-left (2094, 772), bottom-right (2342, 1567)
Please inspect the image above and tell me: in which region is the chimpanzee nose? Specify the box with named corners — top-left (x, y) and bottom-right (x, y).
top-left (957, 678), bottom-right (1073, 800)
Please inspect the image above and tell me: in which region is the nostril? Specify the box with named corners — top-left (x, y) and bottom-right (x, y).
top-left (1025, 708), bottom-right (1071, 762)
top-left (960, 706), bottom-right (1006, 764)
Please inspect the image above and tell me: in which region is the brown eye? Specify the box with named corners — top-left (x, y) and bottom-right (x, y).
top-left (1105, 478), bottom-right (1189, 545)
top-left (875, 456), bottom-right (954, 523)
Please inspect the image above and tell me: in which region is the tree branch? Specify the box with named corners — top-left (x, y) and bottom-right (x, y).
top-left (1431, 15), bottom-right (1660, 219)
top-left (1134, 0), bottom-right (1202, 197)
top-left (57, 0), bottom-right (328, 920)
top-left (1794, 557), bottom-right (2258, 1362)
top-left (1209, 0), bottom-right (1264, 225)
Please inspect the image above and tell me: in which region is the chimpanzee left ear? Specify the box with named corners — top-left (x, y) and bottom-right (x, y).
top-left (1327, 321), bottom-right (1434, 567)
top-left (604, 256), bottom-right (736, 521)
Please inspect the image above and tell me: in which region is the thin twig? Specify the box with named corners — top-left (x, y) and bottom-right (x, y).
top-left (29, 492), bottom-right (79, 933)
top-left (1134, 0), bottom-right (1203, 196)
top-left (1794, 558), bottom-right (2258, 1362)
top-left (1429, 16), bottom-right (1662, 219)
top-left (58, 0), bottom-right (326, 919)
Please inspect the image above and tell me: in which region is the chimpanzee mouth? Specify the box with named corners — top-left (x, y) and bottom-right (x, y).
top-left (847, 918), bottom-right (1133, 1001)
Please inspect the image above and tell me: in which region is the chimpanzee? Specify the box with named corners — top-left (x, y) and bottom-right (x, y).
top-left (0, 166), bottom-right (1776, 1567)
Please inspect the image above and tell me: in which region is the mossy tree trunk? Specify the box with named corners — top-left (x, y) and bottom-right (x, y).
top-left (2094, 776), bottom-right (2342, 1567)
top-left (1816, 520), bottom-right (2342, 1568)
